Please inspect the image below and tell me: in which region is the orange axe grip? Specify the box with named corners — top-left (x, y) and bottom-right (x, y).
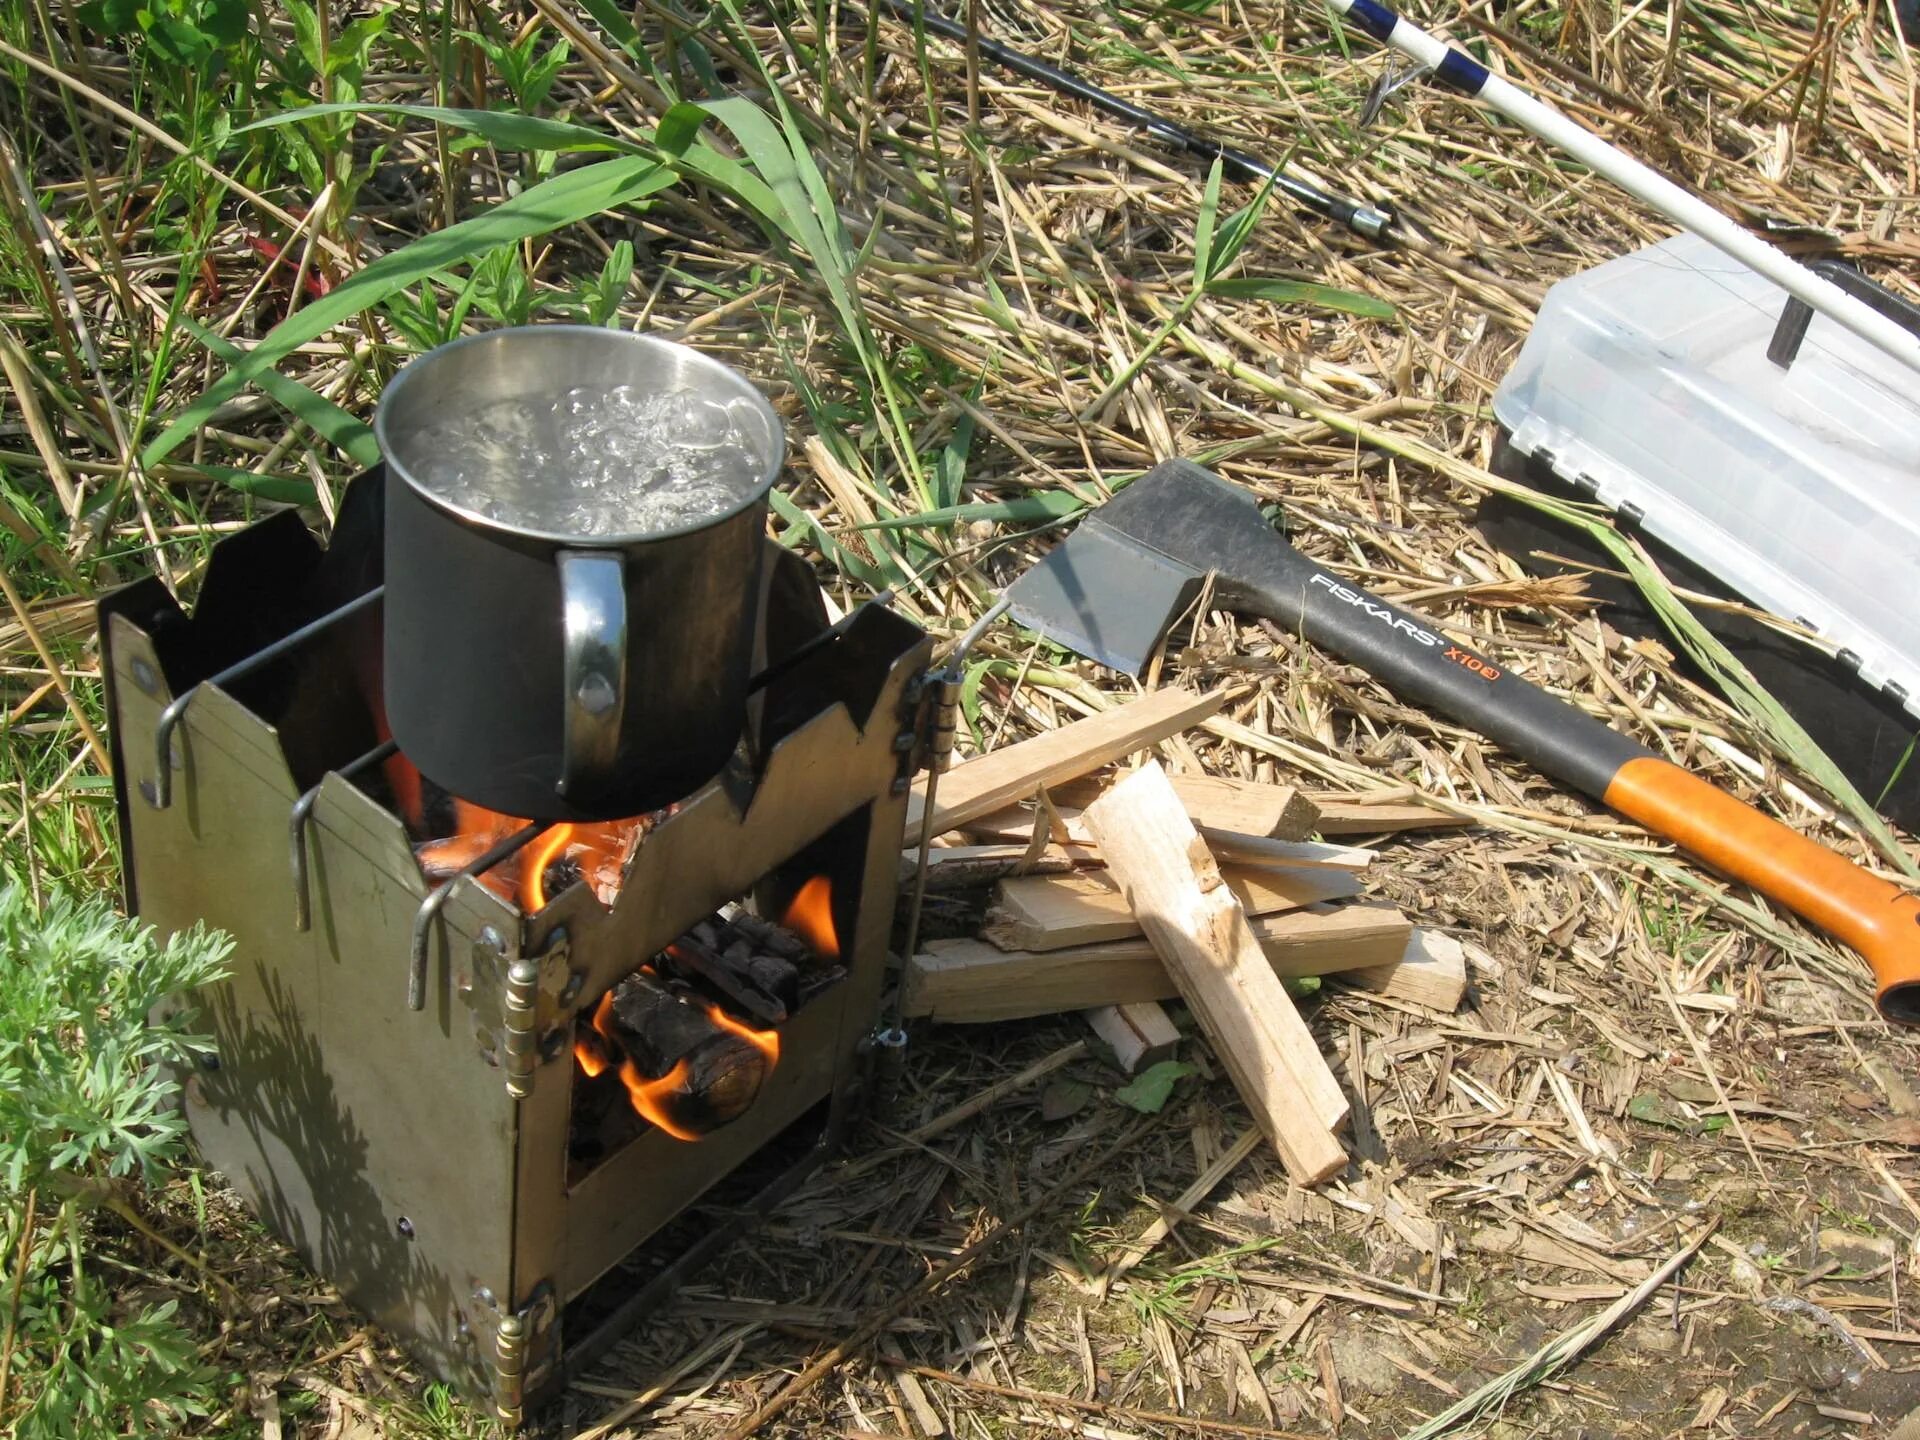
top-left (1604, 756), bottom-right (1920, 1022)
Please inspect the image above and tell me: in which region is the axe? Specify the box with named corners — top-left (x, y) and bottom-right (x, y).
top-left (1005, 459), bottom-right (1920, 1022)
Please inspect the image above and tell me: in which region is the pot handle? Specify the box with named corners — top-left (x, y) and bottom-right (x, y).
top-left (557, 549), bottom-right (627, 800)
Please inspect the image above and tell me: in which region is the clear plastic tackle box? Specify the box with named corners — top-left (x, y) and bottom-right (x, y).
top-left (1492, 231), bottom-right (1920, 720)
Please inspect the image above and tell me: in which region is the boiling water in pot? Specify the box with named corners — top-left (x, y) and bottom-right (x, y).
top-left (396, 384), bottom-right (769, 537)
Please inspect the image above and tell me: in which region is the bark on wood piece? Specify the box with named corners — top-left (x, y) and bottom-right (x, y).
top-left (602, 971), bottom-right (768, 1131)
top-left (1084, 1001), bottom-right (1181, 1074)
top-left (902, 686), bottom-right (1228, 846)
top-left (1082, 761), bottom-right (1349, 1182)
top-left (1307, 794), bottom-right (1473, 835)
top-left (898, 842), bottom-right (1097, 892)
top-left (904, 903), bottom-right (1412, 1022)
top-left (984, 864), bottom-right (1362, 952)
top-left (1335, 929), bottom-right (1469, 1011)
top-left (1051, 773), bottom-right (1321, 840)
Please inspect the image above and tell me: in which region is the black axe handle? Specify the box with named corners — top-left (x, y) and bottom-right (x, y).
top-left (1219, 530), bottom-right (1920, 1022)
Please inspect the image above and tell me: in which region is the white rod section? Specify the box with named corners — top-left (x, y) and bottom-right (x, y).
top-left (1327, 0), bottom-right (1920, 375)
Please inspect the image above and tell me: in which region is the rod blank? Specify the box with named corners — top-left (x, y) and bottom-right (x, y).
top-left (1326, 0), bottom-right (1920, 375)
top-left (884, 0), bottom-right (1392, 240)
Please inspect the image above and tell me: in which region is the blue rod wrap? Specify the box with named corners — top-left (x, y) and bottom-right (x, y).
top-left (1346, 0), bottom-right (1398, 42)
top-left (1434, 46), bottom-right (1491, 94)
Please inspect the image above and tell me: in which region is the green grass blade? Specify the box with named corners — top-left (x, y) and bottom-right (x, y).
top-left (1191, 157), bottom-right (1224, 287)
top-left (184, 465), bottom-right (320, 506)
top-left (854, 492), bottom-right (1089, 530)
top-left (1205, 276), bottom-right (1397, 318)
top-left (692, 34), bottom-right (931, 508)
top-left (654, 103), bottom-right (790, 236)
top-left (174, 317), bottom-right (381, 467)
top-left (233, 103), bottom-right (645, 154)
top-left (573, 0), bottom-right (645, 54)
top-left (933, 391), bottom-right (976, 509)
top-left (769, 489), bottom-right (890, 590)
top-left (1205, 173), bottom-right (1280, 281)
top-left (1878, 734), bottom-right (1918, 810)
top-left (142, 155), bottom-right (677, 468)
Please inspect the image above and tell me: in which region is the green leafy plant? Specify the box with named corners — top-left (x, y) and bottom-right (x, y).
top-left (1081, 158), bottom-right (1393, 419)
top-left (0, 884), bottom-right (233, 1438)
top-left (76, 0), bottom-right (247, 69)
top-left (1113, 1059), bottom-right (1194, 1114)
top-left (270, 0), bottom-right (391, 207)
top-left (457, 24), bottom-right (572, 113)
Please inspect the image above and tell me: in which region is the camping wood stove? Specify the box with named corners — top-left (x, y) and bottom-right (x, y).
top-left (100, 470), bottom-right (932, 1423)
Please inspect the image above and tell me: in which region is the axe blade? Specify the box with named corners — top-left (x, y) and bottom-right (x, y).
top-left (1005, 511), bottom-right (1203, 677)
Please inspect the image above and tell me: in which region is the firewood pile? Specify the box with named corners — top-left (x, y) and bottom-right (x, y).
top-left (902, 685), bottom-right (1478, 1184)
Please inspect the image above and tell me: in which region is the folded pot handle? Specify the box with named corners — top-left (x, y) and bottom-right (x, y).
top-left (557, 549), bottom-right (627, 801)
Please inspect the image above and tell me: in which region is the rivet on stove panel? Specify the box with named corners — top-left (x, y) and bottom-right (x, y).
top-left (890, 776), bottom-right (910, 796)
top-left (479, 925), bottom-right (506, 954)
top-left (130, 657), bottom-right (160, 696)
top-left (558, 970), bottom-right (585, 1005)
top-left (199, 1051), bottom-right (221, 1071)
top-left (396, 1216), bottom-right (415, 1240)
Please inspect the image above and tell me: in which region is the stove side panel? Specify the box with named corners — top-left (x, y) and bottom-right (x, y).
top-left (112, 618), bottom-right (519, 1392)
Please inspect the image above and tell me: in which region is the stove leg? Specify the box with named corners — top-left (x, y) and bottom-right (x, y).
top-left (865, 1024), bottom-right (910, 1121)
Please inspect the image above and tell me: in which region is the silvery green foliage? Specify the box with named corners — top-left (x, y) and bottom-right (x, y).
top-left (0, 885), bottom-right (232, 1438)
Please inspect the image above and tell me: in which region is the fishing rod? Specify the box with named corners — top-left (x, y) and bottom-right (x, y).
top-left (881, 0), bottom-right (1394, 240)
top-left (1327, 0), bottom-right (1920, 375)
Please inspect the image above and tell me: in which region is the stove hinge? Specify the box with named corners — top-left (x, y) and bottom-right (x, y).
top-left (469, 1281), bottom-right (557, 1428)
top-left (466, 924), bottom-right (582, 1102)
top-left (896, 665), bottom-right (957, 787)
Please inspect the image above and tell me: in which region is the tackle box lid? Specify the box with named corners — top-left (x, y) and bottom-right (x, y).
top-left (1493, 231), bottom-right (1920, 721)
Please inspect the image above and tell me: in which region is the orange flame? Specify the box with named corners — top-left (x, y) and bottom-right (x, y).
top-left (417, 804), bottom-right (653, 911)
top-left (781, 876), bottom-right (839, 958)
top-left (573, 1028), bottom-right (610, 1078)
top-left (524, 823), bottom-right (576, 912)
top-left (618, 1058), bottom-right (702, 1142)
top-left (575, 989), bottom-right (780, 1141)
top-left (704, 1002), bottom-right (780, 1067)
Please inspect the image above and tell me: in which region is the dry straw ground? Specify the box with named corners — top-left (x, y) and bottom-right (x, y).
top-left (3, 0), bottom-right (1920, 1433)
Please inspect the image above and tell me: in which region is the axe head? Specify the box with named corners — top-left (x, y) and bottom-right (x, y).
top-left (1005, 459), bottom-right (1285, 676)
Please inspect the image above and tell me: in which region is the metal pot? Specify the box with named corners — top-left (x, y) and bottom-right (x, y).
top-left (376, 326), bottom-right (784, 822)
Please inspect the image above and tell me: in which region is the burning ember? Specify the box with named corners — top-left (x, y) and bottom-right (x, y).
top-left (414, 801), bottom-right (660, 912)
top-left (570, 885), bottom-right (838, 1143)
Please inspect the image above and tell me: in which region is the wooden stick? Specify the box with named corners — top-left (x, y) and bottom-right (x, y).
top-left (985, 864), bottom-right (1361, 951)
top-left (1048, 772), bottom-right (1321, 840)
top-left (1308, 794), bottom-right (1473, 835)
top-left (1336, 929), bottom-right (1470, 1012)
top-left (965, 801), bottom-right (1373, 871)
top-left (903, 687), bottom-right (1228, 846)
top-left (905, 903), bottom-right (1415, 1023)
top-left (1083, 761), bottom-right (1348, 1183)
top-left (1083, 1001), bottom-right (1181, 1073)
